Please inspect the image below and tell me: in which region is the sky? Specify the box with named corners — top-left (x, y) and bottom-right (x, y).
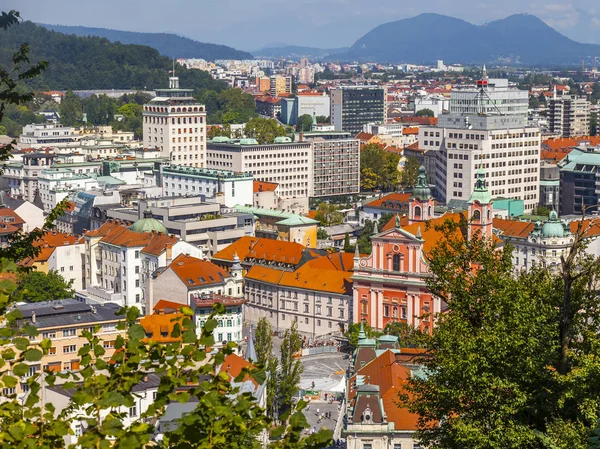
top-left (4, 0), bottom-right (600, 50)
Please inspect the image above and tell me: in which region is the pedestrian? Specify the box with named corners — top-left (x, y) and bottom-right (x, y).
top-left (306, 403), bottom-right (310, 411)
top-left (316, 407), bottom-right (320, 416)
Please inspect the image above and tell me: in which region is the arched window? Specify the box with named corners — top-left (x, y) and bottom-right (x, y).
top-left (428, 206), bottom-right (432, 216)
top-left (414, 206), bottom-right (421, 218)
top-left (487, 209), bottom-right (492, 220)
top-left (393, 254), bottom-right (401, 271)
top-left (473, 210), bottom-right (481, 222)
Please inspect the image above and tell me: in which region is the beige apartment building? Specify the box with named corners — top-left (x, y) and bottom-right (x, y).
top-left (143, 76), bottom-right (207, 167)
top-left (8, 300), bottom-right (123, 395)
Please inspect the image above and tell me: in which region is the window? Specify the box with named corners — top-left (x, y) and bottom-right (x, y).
top-left (135, 280), bottom-right (140, 288)
top-left (135, 266), bottom-right (140, 274)
top-left (218, 333), bottom-right (223, 342)
top-left (75, 424), bottom-right (83, 437)
top-left (48, 347), bottom-right (56, 355)
top-left (42, 331), bottom-right (56, 339)
top-left (393, 254), bottom-right (401, 271)
top-left (136, 294), bottom-right (140, 303)
top-left (129, 404), bottom-right (137, 417)
top-left (63, 329), bottom-right (76, 337)
top-left (384, 305), bottom-right (389, 317)
top-left (135, 251), bottom-right (140, 259)
top-left (63, 345), bottom-right (77, 354)
top-left (401, 306), bottom-right (407, 319)
top-left (363, 444), bottom-right (373, 449)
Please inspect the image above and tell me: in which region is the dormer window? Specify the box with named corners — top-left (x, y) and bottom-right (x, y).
top-left (361, 406), bottom-right (373, 424)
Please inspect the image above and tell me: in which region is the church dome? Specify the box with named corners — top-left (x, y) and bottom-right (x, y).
top-left (128, 209), bottom-right (168, 234)
top-left (541, 211), bottom-right (565, 238)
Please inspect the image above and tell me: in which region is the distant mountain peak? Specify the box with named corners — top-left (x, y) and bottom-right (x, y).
top-left (337, 13), bottom-right (600, 65)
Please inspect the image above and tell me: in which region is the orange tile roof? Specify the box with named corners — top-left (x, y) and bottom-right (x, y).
top-left (279, 264), bottom-right (352, 295)
top-left (304, 252), bottom-right (356, 273)
top-left (87, 221), bottom-right (178, 256)
top-left (253, 180), bottom-right (279, 193)
top-left (404, 141), bottom-right (422, 152)
top-left (140, 233), bottom-right (179, 256)
top-left (168, 254), bottom-right (230, 287)
top-left (541, 136), bottom-right (600, 162)
top-left (381, 214), bottom-right (409, 231)
top-left (85, 220), bottom-right (126, 238)
top-left (394, 116), bottom-right (438, 126)
top-left (401, 212), bottom-right (465, 255)
top-left (306, 210), bottom-right (318, 219)
top-left (140, 312), bottom-right (185, 343)
top-left (34, 231), bottom-right (78, 248)
top-left (245, 265), bottom-right (286, 284)
top-left (355, 132), bottom-right (376, 142)
top-left (0, 208), bottom-right (25, 226)
top-left (193, 294), bottom-right (247, 309)
top-left (154, 299), bottom-right (186, 312)
top-left (364, 193), bottom-right (412, 210)
top-left (212, 236), bottom-right (306, 266)
top-left (493, 218), bottom-right (534, 239)
top-left (349, 350), bottom-right (420, 431)
top-left (402, 127), bottom-right (419, 135)
top-left (218, 353), bottom-right (257, 386)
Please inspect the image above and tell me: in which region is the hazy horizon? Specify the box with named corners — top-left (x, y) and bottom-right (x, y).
top-left (4, 1), bottom-right (600, 50)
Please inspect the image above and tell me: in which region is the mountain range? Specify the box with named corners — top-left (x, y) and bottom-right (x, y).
top-left (252, 46), bottom-right (350, 59)
top-left (39, 24), bottom-right (252, 61)
top-left (335, 13), bottom-right (600, 65)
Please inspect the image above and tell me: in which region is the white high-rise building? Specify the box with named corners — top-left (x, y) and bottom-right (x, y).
top-left (142, 76), bottom-right (207, 168)
top-left (419, 68), bottom-right (540, 213)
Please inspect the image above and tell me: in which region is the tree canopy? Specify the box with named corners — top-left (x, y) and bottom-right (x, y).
top-left (400, 156), bottom-right (421, 189)
top-left (415, 108), bottom-right (435, 117)
top-left (314, 202), bottom-right (343, 227)
top-left (296, 114), bottom-right (313, 132)
top-left (11, 270), bottom-right (74, 303)
top-left (244, 117), bottom-right (288, 144)
top-left (404, 218), bottom-right (600, 448)
top-left (360, 144), bottom-right (400, 191)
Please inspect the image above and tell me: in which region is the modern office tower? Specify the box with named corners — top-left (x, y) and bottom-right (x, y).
top-left (418, 69), bottom-right (541, 213)
top-left (548, 94), bottom-right (590, 137)
top-left (331, 86), bottom-right (387, 135)
top-left (142, 76), bottom-right (207, 168)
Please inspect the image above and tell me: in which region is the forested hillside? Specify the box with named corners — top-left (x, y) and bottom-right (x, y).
top-left (40, 24), bottom-right (253, 60)
top-left (0, 21), bottom-right (227, 92)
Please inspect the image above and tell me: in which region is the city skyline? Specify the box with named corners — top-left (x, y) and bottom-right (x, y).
top-left (4, 0), bottom-right (600, 50)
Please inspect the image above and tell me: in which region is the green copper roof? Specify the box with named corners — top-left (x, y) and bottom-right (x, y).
top-left (410, 166), bottom-right (432, 201)
top-left (541, 210), bottom-right (568, 238)
top-left (468, 167), bottom-right (492, 205)
top-left (128, 209), bottom-right (168, 234)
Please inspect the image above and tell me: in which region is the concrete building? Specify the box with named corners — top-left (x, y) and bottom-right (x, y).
top-left (160, 165), bottom-right (254, 208)
top-left (244, 251), bottom-right (354, 338)
top-left (0, 183), bottom-right (44, 233)
top-left (142, 76), bottom-right (207, 168)
top-left (149, 253), bottom-right (243, 311)
top-left (104, 196), bottom-right (255, 256)
top-left (80, 215), bottom-right (202, 314)
top-left (14, 300), bottom-right (124, 377)
top-left (539, 160), bottom-right (560, 209)
top-left (18, 123), bottom-right (77, 148)
top-left (269, 75), bottom-right (292, 96)
top-left (310, 138), bottom-right (360, 197)
top-left (558, 144), bottom-right (600, 215)
top-left (255, 96), bottom-right (282, 118)
top-left (548, 95), bottom-right (590, 138)
top-left (331, 86), bottom-right (387, 135)
top-left (207, 138), bottom-right (312, 212)
top-left (234, 205), bottom-right (318, 247)
top-left (4, 152), bottom-right (56, 202)
top-left (418, 72), bottom-right (540, 213)
top-left (280, 94), bottom-right (330, 126)
top-left (344, 330), bottom-right (423, 449)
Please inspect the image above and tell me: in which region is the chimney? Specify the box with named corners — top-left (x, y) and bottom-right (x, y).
top-left (31, 311), bottom-right (36, 323)
top-left (166, 243), bottom-right (173, 265)
top-left (299, 132), bottom-right (304, 142)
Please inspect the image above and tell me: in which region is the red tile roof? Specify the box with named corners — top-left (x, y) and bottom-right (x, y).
top-left (253, 180), bottom-right (279, 193)
top-left (218, 353), bottom-right (257, 386)
top-left (167, 254), bottom-right (231, 287)
top-left (86, 221), bottom-right (178, 256)
top-left (381, 214), bottom-right (409, 231)
top-left (364, 193), bottom-right (412, 210)
top-left (541, 137), bottom-right (600, 162)
top-left (212, 236), bottom-right (306, 266)
top-left (349, 350), bottom-right (420, 431)
top-left (402, 127), bottom-right (419, 135)
top-left (493, 218), bottom-right (534, 239)
top-left (355, 132), bottom-right (376, 142)
top-left (140, 312), bottom-right (185, 343)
